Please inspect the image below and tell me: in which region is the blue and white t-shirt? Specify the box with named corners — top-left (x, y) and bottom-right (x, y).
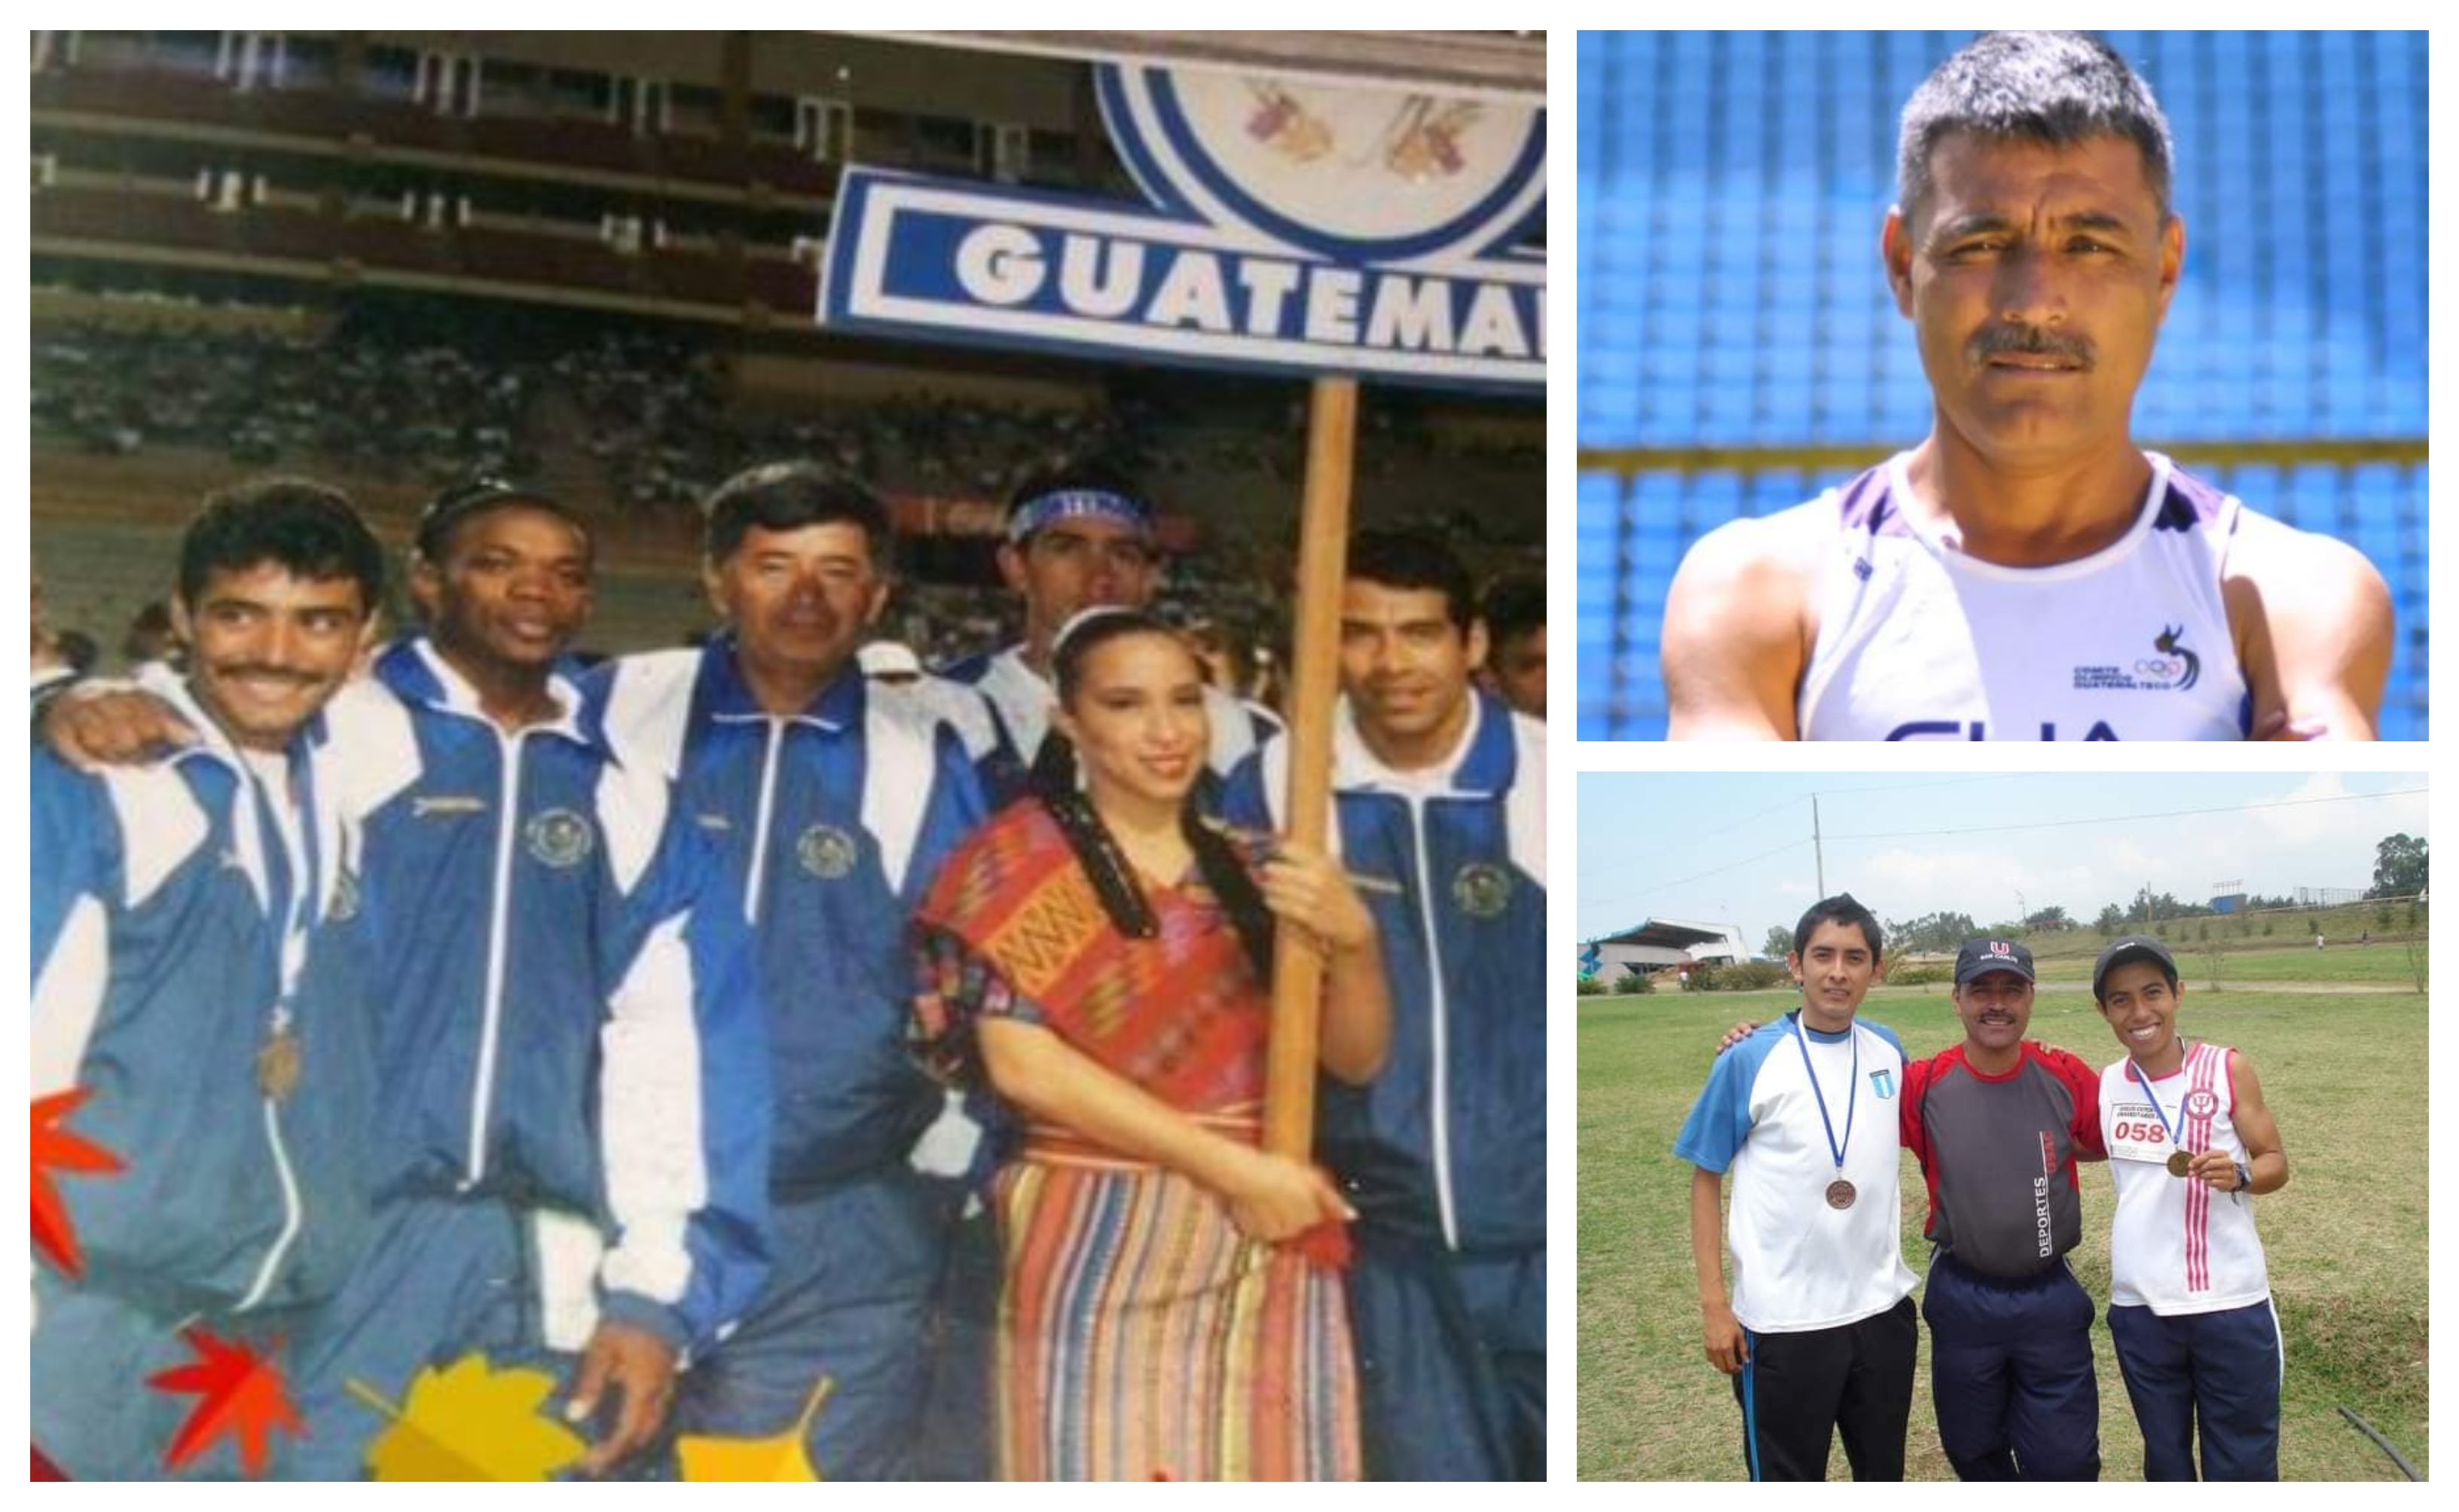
top-left (1674, 1012), bottom-right (1917, 1333)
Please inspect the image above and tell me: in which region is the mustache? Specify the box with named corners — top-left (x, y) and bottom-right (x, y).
top-left (1969, 325), bottom-right (2095, 370)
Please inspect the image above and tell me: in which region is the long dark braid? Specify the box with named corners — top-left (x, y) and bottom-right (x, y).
top-left (1040, 610), bottom-right (1277, 982)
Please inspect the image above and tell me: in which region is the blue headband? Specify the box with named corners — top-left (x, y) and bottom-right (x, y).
top-left (1007, 487), bottom-right (1153, 545)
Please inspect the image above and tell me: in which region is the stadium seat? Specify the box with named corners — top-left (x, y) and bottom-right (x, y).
top-left (1578, 32), bottom-right (2427, 737)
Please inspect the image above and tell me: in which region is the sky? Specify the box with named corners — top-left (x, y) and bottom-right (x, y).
top-left (1576, 771), bottom-right (2429, 951)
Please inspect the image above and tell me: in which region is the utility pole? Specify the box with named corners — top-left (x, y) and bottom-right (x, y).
top-left (2017, 889), bottom-right (2028, 928)
top-left (1813, 794), bottom-right (1825, 898)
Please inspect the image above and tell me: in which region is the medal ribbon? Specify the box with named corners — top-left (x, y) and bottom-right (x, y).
top-left (2130, 1040), bottom-right (2195, 1152)
top-left (239, 747), bottom-right (321, 1040)
top-left (1790, 1011), bottom-right (1858, 1182)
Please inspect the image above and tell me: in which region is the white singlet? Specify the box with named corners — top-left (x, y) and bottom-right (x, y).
top-left (2098, 1040), bottom-right (2271, 1315)
top-left (1796, 451), bottom-right (2253, 741)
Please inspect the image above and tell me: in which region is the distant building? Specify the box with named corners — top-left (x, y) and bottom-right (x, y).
top-left (1585, 918), bottom-right (1749, 982)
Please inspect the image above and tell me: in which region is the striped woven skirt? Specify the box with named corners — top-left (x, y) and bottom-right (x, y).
top-left (993, 1138), bottom-right (1362, 1481)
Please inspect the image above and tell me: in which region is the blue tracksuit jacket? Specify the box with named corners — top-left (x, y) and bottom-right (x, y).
top-left (1225, 689), bottom-right (1546, 1251)
top-left (580, 637), bottom-right (986, 1190)
top-left (322, 639), bottom-right (775, 1352)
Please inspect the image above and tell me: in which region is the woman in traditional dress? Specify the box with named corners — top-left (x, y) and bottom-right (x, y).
top-left (912, 608), bottom-right (1390, 1481)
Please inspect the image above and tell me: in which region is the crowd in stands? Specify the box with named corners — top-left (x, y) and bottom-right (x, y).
top-left (33, 295), bottom-right (1540, 689)
top-left (33, 321), bottom-right (530, 484)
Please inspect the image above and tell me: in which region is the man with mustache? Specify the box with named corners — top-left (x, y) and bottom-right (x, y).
top-left (1901, 940), bottom-right (2108, 1479)
top-left (1662, 30), bottom-right (2390, 741)
top-left (38, 480), bottom-right (778, 1478)
top-left (32, 480), bottom-right (386, 1478)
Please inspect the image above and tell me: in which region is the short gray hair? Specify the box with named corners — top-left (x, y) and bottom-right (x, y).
top-left (1898, 32), bottom-right (2175, 228)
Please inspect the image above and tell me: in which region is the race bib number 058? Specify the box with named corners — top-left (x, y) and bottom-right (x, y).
top-left (2106, 1101), bottom-right (2174, 1163)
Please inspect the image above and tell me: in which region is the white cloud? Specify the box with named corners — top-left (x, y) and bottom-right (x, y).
top-left (1837, 783), bottom-right (2425, 922)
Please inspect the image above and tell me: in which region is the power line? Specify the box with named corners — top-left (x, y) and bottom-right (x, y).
top-left (1578, 838), bottom-right (1810, 921)
top-left (1808, 774), bottom-right (2030, 799)
top-left (1827, 787), bottom-right (2429, 842)
top-left (1677, 790), bottom-right (1809, 846)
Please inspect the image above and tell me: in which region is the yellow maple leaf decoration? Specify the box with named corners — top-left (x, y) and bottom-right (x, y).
top-left (677, 1375), bottom-right (833, 1482)
top-left (347, 1352), bottom-right (588, 1481)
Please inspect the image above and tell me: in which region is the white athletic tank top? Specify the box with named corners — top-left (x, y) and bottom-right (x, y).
top-left (2099, 1041), bottom-right (2271, 1314)
top-left (1797, 451), bottom-right (2252, 741)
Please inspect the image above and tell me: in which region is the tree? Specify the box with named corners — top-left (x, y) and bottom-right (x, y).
top-left (1883, 911), bottom-right (1978, 955)
top-left (2370, 833), bottom-right (2429, 898)
top-left (2094, 903), bottom-right (2126, 934)
top-left (2024, 905), bottom-right (2073, 932)
top-left (1762, 924), bottom-right (1795, 963)
top-left (2131, 887), bottom-right (2212, 924)
top-left (2200, 935), bottom-right (2229, 991)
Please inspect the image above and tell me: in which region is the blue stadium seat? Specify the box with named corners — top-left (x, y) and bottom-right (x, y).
top-left (1578, 32), bottom-right (2426, 736)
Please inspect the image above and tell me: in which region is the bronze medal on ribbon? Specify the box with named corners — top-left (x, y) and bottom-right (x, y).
top-left (1791, 1013), bottom-right (1865, 1218)
top-left (2165, 1148), bottom-right (2193, 1178)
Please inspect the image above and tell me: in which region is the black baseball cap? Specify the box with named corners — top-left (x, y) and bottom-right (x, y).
top-left (2093, 935), bottom-right (2179, 998)
top-left (1954, 936), bottom-right (2036, 985)
top-left (414, 478), bottom-right (588, 559)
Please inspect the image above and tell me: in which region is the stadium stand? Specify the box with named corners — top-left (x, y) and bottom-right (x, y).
top-left (1578, 30), bottom-right (2427, 740)
top-left (31, 30), bottom-right (1538, 688)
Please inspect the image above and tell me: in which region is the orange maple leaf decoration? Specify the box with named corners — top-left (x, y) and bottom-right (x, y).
top-left (32, 1087), bottom-right (126, 1277)
top-left (145, 1327), bottom-right (304, 1479)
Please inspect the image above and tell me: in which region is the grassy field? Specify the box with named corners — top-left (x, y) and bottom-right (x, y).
top-left (1577, 982), bottom-right (2430, 1481)
top-left (2024, 942), bottom-right (2426, 988)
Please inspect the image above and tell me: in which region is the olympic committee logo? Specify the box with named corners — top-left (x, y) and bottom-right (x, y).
top-left (1451, 862), bottom-right (1515, 919)
top-left (2070, 623), bottom-right (2204, 693)
top-left (2148, 625), bottom-right (2202, 690)
top-left (524, 808), bottom-right (594, 869)
top-left (798, 823), bottom-right (860, 881)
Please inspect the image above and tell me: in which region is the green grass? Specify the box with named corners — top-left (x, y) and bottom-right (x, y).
top-left (2022, 942), bottom-right (2426, 988)
top-left (1578, 982), bottom-right (2429, 1481)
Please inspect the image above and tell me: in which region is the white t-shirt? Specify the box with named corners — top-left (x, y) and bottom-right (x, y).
top-left (1675, 1012), bottom-right (1918, 1333)
top-left (1796, 451), bottom-right (2253, 741)
top-left (2100, 1040), bottom-right (2271, 1314)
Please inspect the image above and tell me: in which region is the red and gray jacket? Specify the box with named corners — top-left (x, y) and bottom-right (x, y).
top-left (1901, 1040), bottom-right (2107, 1278)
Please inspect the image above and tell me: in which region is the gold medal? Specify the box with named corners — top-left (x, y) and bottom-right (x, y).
top-left (2164, 1149), bottom-right (2193, 1178)
top-left (1825, 1178), bottom-right (1857, 1210)
top-left (256, 1027), bottom-right (302, 1104)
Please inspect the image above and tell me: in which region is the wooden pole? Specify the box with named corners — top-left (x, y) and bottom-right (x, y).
top-left (1264, 375), bottom-right (1358, 1159)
